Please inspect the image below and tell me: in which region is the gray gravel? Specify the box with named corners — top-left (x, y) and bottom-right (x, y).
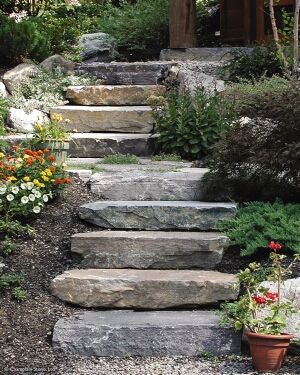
top-left (54, 355), bottom-right (300, 375)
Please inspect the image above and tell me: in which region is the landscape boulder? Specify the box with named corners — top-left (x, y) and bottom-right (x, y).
top-left (7, 108), bottom-right (48, 133)
top-left (79, 32), bottom-right (118, 63)
top-left (40, 54), bottom-right (75, 73)
top-left (0, 82), bottom-right (9, 98)
top-left (2, 63), bottom-right (40, 94)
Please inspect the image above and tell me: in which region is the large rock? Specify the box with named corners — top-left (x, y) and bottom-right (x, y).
top-left (2, 63), bottom-right (39, 94)
top-left (7, 108), bottom-right (48, 133)
top-left (90, 167), bottom-right (208, 201)
top-left (66, 85), bottom-right (166, 106)
top-left (50, 106), bottom-right (153, 133)
top-left (40, 54), bottom-right (75, 73)
top-left (261, 277), bottom-right (300, 343)
top-left (0, 82), bottom-right (9, 98)
top-left (51, 269), bottom-right (238, 308)
top-left (2, 133), bottom-right (157, 158)
top-left (79, 32), bottom-right (118, 63)
top-left (75, 62), bottom-right (173, 85)
top-left (78, 201), bottom-right (237, 231)
top-left (71, 231), bottom-right (228, 269)
top-left (52, 310), bottom-right (241, 357)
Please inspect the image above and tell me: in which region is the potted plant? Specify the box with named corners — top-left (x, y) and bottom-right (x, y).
top-left (220, 241), bottom-right (300, 373)
top-left (31, 113), bottom-right (70, 163)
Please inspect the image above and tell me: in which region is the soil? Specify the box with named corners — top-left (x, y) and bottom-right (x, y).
top-left (0, 178), bottom-right (299, 374)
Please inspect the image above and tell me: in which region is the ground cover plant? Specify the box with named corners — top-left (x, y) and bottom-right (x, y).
top-left (151, 87), bottom-right (237, 160)
top-left (218, 202), bottom-right (300, 257)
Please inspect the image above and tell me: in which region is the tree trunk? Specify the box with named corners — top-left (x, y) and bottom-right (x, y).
top-left (293, 0), bottom-right (300, 73)
top-left (268, 0), bottom-right (288, 68)
top-left (169, 0), bottom-right (197, 48)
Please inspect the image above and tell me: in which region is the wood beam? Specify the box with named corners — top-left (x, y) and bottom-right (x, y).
top-left (169, 0), bottom-right (197, 48)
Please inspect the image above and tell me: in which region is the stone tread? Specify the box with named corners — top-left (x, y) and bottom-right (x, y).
top-left (78, 201), bottom-right (237, 231)
top-left (66, 85), bottom-right (166, 106)
top-left (52, 310), bottom-right (241, 357)
top-left (90, 167), bottom-right (208, 201)
top-left (50, 269), bottom-right (238, 309)
top-left (3, 133), bottom-right (157, 158)
top-left (71, 231), bottom-right (228, 269)
top-left (50, 106), bottom-right (153, 133)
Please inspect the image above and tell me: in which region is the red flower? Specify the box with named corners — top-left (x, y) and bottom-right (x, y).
top-left (265, 292), bottom-right (278, 301)
top-left (268, 241), bottom-right (282, 251)
top-left (252, 295), bottom-right (267, 305)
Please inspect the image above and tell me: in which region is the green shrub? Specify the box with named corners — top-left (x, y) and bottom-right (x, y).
top-left (97, 0), bottom-right (169, 60)
top-left (151, 88), bottom-right (236, 160)
top-left (220, 44), bottom-right (284, 82)
top-left (218, 202), bottom-right (300, 256)
top-left (0, 15), bottom-right (50, 65)
top-left (224, 75), bottom-right (299, 123)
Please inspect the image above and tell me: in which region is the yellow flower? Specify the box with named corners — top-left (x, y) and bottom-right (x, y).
top-left (0, 152), bottom-right (4, 159)
top-left (23, 154), bottom-right (30, 159)
top-left (42, 176), bottom-right (49, 182)
top-left (46, 171), bottom-right (52, 177)
top-left (40, 171), bottom-right (46, 176)
top-left (33, 179), bottom-right (40, 186)
top-left (52, 113), bottom-right (63, 122)
top-left (17, 158), bottom-right (23, 163)
top-left (7, 176), bottom-right (17, 182)
top-left (15, 164), bottom-right (22, 169)
top-left (23, 176), bottom-right (30, 182)
top-left (40, 183), bottom-right (45, 188)
top-left (35, 124), bottom-right (44, 131)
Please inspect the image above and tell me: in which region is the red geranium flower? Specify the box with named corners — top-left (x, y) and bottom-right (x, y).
top-left (268, 241), bottom-right (282, 251)
top-left (252, 295), bottom-right (267, 305)
top-left (264, 292), bottom-right (278, 301)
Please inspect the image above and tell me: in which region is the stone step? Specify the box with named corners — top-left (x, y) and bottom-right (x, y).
top-left (78, 201), bottom-right (237, 231)
top-left (3, 133), bottom-right (156, 158)
top-left (51, 269), bottom-right (238, 309)
top-left (50, 106), bottom-right (153, 133)
top-left (90, 167), bottom-right (208, 201)
top-left (160, 47), bottom-right (252, 61)
top-left (66, 85), bottom-right (165, 106)
top-left (52, 310), bottom-right (241, 357)
top-left (71, 231), bottom-right (228, 269)
top-left (75, 62), bottom-right (174, 85)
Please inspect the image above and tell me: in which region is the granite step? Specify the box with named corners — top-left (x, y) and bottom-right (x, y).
top-left (78, 201), bottom-right (237, 231)
top-left (3, 133), bottom-right (156, 158)
top-left (50, 106), bottom-right (153, 133)
top-left (66, 85), bottom-right (165, 106)
top-left (71, 231), bottom-right (228, 269)
top-left (75, 62), bottom-right (174, 85)
top-left (90, 167), bottom-right (209, 201)
top-left (51, 269), bottom-right (238, 309)
top-left (52, 310), bottom-right (241, 357)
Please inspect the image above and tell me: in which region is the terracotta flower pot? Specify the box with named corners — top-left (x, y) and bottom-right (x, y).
top-left (246, 331), bottom-right (293, 373)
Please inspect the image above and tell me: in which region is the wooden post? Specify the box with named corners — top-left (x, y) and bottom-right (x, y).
top-left (169, 0), bottom-right (197, 48)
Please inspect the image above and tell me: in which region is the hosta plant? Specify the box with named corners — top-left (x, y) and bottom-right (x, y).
top-left (220, 241), bottom-right (300, 335)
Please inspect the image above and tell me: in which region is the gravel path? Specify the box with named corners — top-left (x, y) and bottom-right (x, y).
top-left (56, 355), bottom-right (300, 375)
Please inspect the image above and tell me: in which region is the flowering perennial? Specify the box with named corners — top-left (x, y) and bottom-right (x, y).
top-left (0, 145), bottom-right (70, 219)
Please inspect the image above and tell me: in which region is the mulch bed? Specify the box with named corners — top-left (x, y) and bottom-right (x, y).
top-left (0, 178), bottom-right (299, 374)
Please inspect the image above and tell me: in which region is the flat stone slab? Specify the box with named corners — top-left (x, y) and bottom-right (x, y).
top-left (52, 310), bottom-right (241, 357)
top-left (78, 201), bottom-right (237, 231)
top-left (90, 168), bottom-right (208, 201)
top-left (75, 62), bottom-right (174, 85)
top-left (51, 269), bottom-right (238, 309)
top-left (160, 47), bottom-right (252, 61)
top-left (2, 133), bottom-right (157, 158)
top-left (71, 231), bottom-right (228, 269)
top-left (66, 85), bottom-right (166, 106)
top-left (50, 106), bottom-right (153, 133)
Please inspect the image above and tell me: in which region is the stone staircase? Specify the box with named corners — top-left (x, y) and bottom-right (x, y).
top-left (50, 61), bottom-right (241, 358)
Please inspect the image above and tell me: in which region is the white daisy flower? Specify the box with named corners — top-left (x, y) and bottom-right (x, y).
top-left (0, 186), bottom-right (7, 195)
top-left (12, 186), bottom-right (19, 194)
top-left (33, 206), bottom-right (41, 214)
top-left (6, 194), bottom-right (14, 201)
top-left (26, 182), bottom-right (34, 190)
top-left (29, 194), bottom-right (36, 202)
top-left (42, 195), bottom-right (49, 202)
top-left (21, 196), bottom-right (29, 204)
top-left (35, 191), bottom-right (42, 198)
top-left (20, 183), bottom-right (27, 190)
